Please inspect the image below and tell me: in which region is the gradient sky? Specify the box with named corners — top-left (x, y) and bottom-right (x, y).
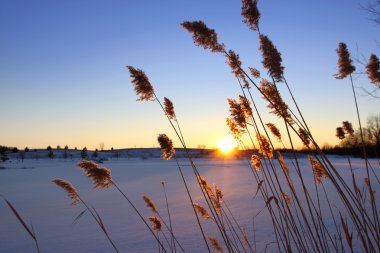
top-left (1, 0), bottom-right (379, 150)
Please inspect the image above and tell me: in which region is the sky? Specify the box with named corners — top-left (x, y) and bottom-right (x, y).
top-left (1, 0), bottom-right (379, 150)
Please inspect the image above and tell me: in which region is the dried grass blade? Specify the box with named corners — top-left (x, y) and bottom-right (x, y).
top-left (73, 209), bottom-right (87, 225)
top-left (340, 214), bottom-right (353, 250)
top-left (254, 196), bottom-right (279, 219)
top-left (352, 173), bottom-right (361, 197)
top-left (1, 195), bottom-right (36, 240)
top-left (265, 196), bottom-right (279, 207)
top-left (252, 180), bottom-right (264, 199)
top-left (370, 190), bottom-right (376, 208)
top-left (92, 207), bottom-right (108, 235)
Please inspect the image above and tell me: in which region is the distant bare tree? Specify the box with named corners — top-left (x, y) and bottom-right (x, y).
top-left (367, 114), bottom-right (380, 150)
top-left (81, 147), bottom-right (88, 159)
top-left (197, 144), bottom-right (206, 149)
top-left (363, 0), bottom-right (380, 24)
top-left (341, 115), bottom-right (380, 150)
top-left (19, 151), bottom-right (25, 162)
top-left (48, 150), bottom-right (54, 159)
top-left (99, 142), bottom-right (105, 151)
top-left (92, 149), bottom-right (98, 158)
top-left (114, 150), bottom-right (119, 159)
top-left (0, 147), bottom-right (9, 162)
top-left (62, 150), bottom-right (68, 159)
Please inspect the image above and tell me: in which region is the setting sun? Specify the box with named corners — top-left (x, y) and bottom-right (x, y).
top-left (216, 137), bottom-right (238, 154)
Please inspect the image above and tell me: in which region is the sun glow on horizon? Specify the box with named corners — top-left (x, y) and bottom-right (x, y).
top-left (216, 137), bottom-right (238, 154)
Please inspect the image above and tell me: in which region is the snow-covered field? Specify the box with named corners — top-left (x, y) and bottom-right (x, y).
top-left (0, 156), bottom-right (378, 253)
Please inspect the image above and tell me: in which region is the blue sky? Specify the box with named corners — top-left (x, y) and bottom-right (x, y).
top-left (1, 0), bottom-right (379, 150)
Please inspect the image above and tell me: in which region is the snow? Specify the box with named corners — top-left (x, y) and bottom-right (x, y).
top-left (0, 155), bottom-right (379, 252)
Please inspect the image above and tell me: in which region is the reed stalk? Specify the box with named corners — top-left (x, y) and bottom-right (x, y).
top-left (161, 182), bottom-right (177, 253)
top-left (1, 195), bottom-right (40, 253)
top-left (52, 179), bottom-right (120, 253)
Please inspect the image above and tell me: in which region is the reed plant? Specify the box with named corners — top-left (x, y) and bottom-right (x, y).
top-left (1, 194), bottom-right (40, 253)
top-left (45, 1), bottom-right (378, 252)
top-left (76, 160), bottom-right (169, 253)
top-left (52, 178), bottom-right (120, 253)
top-left (6, 1), bottom-right (376, 252)
top-left (124, 0), bottom-right (380, 252)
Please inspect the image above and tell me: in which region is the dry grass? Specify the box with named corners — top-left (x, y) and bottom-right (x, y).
top-left (3, 1), bottom-right (379, 253)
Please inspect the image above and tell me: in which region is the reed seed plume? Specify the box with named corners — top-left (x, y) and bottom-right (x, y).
top-left (308, 156), bottom-right (329, 184)
top-left (193, 203), bottom-right (210, 220)
top-left (212, 184), bottom-right (223, 215)
top-left (239, 95), bottom-right (253, 118)
top-left (266, 122), bottom-right (281, 141)
top-left (163, 97), bottom-right (176, 120)
top-left (143, 195), bottom-right (158, 214)
top-left (250, 154), bottom-right (262, 171)
top-left (127, 66), bottom-right (155, 101)
top-left (242, 76), bottom-right (251, 89)
top-left (52, 179), bottom-right (80, 205)
top-left (276, 151), bottom-right (289, 177)
top-left (210, 197), bottom-right (221, 215)
top-left (370, 190), bottom-right (376, 207)
top-left (298, 128), bottom-right (310, 147)
top-left (225, 52), bottom-right (252, 89)
top-left (227, 98), bottom-right (247, 128)
top-left (335, 42), bottom-right (355, 79)
top-left (226, 118), bottom-right (244, 140)
top-left (197, 176), bottom-right (221, 214)
top-left (242, 227), bottom-right (249, 246)
top-left (181, 21), bottom-right (224, 53)
top-left (77, 160), bottom-right (112, 188)
top-left (214, 184), bottom-right (223, 201)
top-left (241, 0), bottom-right (260, 31)
top-left (260, 79), bottom-right (293, 124)
top-left (366, 54), bottom-right (380, 85)
top-left (197, 176), bottom-right (213, 196)
top-left (226, 50), bottom-right (244, 79)
top-left (281, 192), bottom-right (291, 204)
top-left (148, 216), bottom-right (162, 231)
top-left (208, 236), bottom-right (224, 253)
top-left (248, 67), bottom-right (260, 78)
top-left (259, 35), bottom-right (284, 82)
top-left (256, 133), bottom-right (273, 160)
top-left (336, 127), bottom-right (345, 140)
top-left (157, 134), bottom-right (175, 160)
top-left (342, 121), bottom-right (354, 137)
